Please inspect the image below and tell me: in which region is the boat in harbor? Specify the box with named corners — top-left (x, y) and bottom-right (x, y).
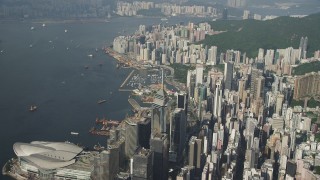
top-left (97, 99), bottom-right (107, 104)
top-left (89, 117), bottom-right (120, 136)
top-left (88, 54), bottom-right (93, 58)
top-left (70, 132), bottom-right (79, 136)
top-left (29, 105), bottom-right (37, 112)
top-left (93, 143), bottom-right (105, 151)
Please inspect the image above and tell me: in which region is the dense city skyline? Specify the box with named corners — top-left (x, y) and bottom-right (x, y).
top-left (2, 0), bottom-right (320, 180)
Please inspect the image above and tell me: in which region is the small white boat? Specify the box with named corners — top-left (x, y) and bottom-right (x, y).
top-left (88, 54), bottom-right (93, 58)
top-left (64, 29), bottom-right (68, 33)
top-left (70, 132), bottom-right (79, 136)
top-left (29, 105), bottom-right (37, 112)
top-left (30, 27), bottom-right (35, 30)
top-left (97, 99), bottom-right (107, 104)
top-left (42, 23), bottom-right (46, 27)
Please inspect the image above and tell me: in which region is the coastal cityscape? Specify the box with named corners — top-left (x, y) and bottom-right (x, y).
top-left (2, 0), bottom-right (320, 180)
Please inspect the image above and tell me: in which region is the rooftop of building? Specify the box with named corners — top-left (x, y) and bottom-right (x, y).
top-left (125, 116), bottom-right (149, 125)
top-left (64, 151), bottom-right (99, 172)
top-left (13, 141), bottom-right (83, 170)
top-left (152, 132), bottom-right (167, 140)
top-left (134, 148), bottom-right (152, 157)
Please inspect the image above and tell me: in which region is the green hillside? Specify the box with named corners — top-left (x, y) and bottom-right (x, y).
top-left (202, 13), bottom-right (320, 58)
top-left (292, 61), bottom-right (320, 75)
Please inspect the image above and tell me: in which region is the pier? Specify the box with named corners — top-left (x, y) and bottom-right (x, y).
top-left (128, 98), bottom-right (142, 111)
top-left (89, 118), bottom-right (120, 137)
top-left (120, 70), bottom-right (135, 88)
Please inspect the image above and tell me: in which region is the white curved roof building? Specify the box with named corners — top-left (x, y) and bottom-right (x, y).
top-left (13, 141), bottom-right (83, 170)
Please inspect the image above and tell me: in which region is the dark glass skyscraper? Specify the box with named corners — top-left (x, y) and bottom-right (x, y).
top-left (150, 133), bottom-right (169, 180)
top-left (224, 62), bottom-right (233, 90)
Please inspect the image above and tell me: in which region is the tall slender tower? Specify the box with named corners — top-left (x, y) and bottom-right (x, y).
top-left (250, 68), bottom-right (262, 96)
top-left (150, 69), bottom-right (169, 180)
top-left (151, 69), bottom-right (168, 134)
top-left (196, 64), bottom-right (204, 86)
top-left (213, 81), bottom-right (222, 118)
top-left (169, 108), bottom-right (187, 162)
top-left (224, 62), bottom-right (233, 90)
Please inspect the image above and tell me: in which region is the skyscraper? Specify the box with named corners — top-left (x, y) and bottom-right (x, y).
top-left (265, 49), bottom-right (275, 66)
top-left (152, 71), bottom-right (168, 134)
top-left (257, 48), bottom-right (264, 62)
top-left (293, 72), bottom-right (320, 100)
top-left (132, 148), bottom-right (153, 180)
top-left (275, 94), bottom-right (284, 115)
top-left (253, 76), bottom-right (265, 100)
top-left (207, 46), bottom-right (217, 65)
top-left (250, 68), bottom-right (262, 96)
top-left (122, 116), bottom-right (151, 157)
top-left (299, 36), bottom-right (308, 59)
top-left (138, 118), bottom-right (151, 149)
top-left (169, 108), bottom-right (187, 162)
top-left (177, 92), bottom-right (188, 111)
top-left (125, 119), bottom-right (139, 157)
top-left (238, 78), bottom-right (246, 102)
top-left (188, 136), bottom-right (203, 174)
top-left (92, 148), bottom-right (120, 180)
top-left (224, 62), bottom-right (234, 90)
top-left (213, 81), bottom-right (222, 118)
top-left (196, 64), bottom-right (204, 86)
top-left (150, 133), bottom-right (169, 180)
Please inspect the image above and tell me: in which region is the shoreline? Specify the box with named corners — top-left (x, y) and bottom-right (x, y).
top-left (104, 47), bottom-right (186, 91)
top-left (104, 47), bottom-right (141, 70)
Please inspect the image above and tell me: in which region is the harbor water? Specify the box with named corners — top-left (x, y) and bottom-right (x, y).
top-left (0, 16), bottom-right (208, 179)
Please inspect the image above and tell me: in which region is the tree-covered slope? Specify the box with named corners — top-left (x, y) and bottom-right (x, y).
top-left (292, 61), bottom-right (320, 75)
top-left (202, 13), bottom-right (320, 58)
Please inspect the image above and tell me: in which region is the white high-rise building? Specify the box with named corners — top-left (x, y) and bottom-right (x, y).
top-left (265, 49), bottom-right (274, 66)
top-left (207, 46), bottom-right (217, 65)
top-left (213, 81), bottom-right (222, 117)
top-left (196, 64), bottom-right (204, 86)
top-left (113, 36), bottom-right (128, 54)
top-left (243, 10), bottom-right (250, 19)
top-left (275, 94), bottom-right (284, 116)
top-left (257, 48), bottom-right (264, 62)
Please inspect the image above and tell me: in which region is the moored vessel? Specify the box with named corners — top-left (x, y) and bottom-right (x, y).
top-left (29, 105), bottom-right (37, 112)
top-left (70, 132), bottom-right (79, 136)
top-left (97, 99), bottom-right (106, 104)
